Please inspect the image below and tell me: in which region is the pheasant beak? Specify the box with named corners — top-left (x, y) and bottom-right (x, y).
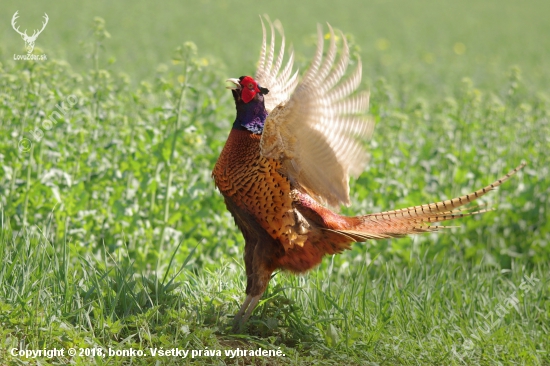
top-left (226, 78), bottom-right (242, 90)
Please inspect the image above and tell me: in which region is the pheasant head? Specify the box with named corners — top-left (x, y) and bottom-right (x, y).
top-left (226, 76), bottom-right (270, 134)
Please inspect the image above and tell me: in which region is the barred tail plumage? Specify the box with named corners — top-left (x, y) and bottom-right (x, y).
top-left (329, 163), bottom-right (526, 241)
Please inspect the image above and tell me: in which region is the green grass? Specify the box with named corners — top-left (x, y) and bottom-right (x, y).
top-left (1, 1), bottom-right (549, 364)
top-left (1, 224), bottom-right (548, 365)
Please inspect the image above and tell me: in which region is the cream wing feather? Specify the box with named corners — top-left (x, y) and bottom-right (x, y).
top-left (254, 16), bottom-right (299, 113)
top-left (260, 24), bottom-right (374, 208)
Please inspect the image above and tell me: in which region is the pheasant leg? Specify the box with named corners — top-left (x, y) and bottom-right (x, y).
top-left (233, 295), bottom-right (252, 325)
top-left (232, 294), bottom-right (262, 332)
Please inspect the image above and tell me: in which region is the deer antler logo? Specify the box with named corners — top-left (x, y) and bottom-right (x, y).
top-left (11, 11), bottom-right (49, 54)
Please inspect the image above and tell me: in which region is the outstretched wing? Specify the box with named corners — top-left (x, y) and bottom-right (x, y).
top-left (254, 16), bottom-right (299, 113)
top-left (260, 24), bottom-right (374, 208)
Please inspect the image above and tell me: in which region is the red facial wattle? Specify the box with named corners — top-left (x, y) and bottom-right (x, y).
top-left (240, 76), bottom-right (261, 103)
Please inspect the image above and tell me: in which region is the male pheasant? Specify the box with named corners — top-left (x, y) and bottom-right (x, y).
top-left (212, 18), bottom-right (524, 330)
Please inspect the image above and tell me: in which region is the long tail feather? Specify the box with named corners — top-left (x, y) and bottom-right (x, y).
top-left (335, 163), bottom-right (525, 240)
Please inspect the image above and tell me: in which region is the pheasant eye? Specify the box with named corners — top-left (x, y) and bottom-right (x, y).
top-left (247, 83), bottom-right (254, 89)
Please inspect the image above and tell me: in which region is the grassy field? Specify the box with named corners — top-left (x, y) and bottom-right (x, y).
top-left (1, 0), bottom-right (549, 365)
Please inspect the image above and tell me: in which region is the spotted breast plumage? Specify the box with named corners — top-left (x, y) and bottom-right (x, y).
top-left (212, 17), bottom-right (525, 330)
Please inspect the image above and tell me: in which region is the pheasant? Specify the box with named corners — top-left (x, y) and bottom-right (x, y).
top-left (212, 17), bottom-right (525, 330)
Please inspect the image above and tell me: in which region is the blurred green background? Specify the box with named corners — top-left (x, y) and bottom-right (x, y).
top-left (1, 0), bottom-right (549, 364)
top-left (2, 0), bottom-right (550, 91)
top-left (1, 0), bottom-right (548, 270)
